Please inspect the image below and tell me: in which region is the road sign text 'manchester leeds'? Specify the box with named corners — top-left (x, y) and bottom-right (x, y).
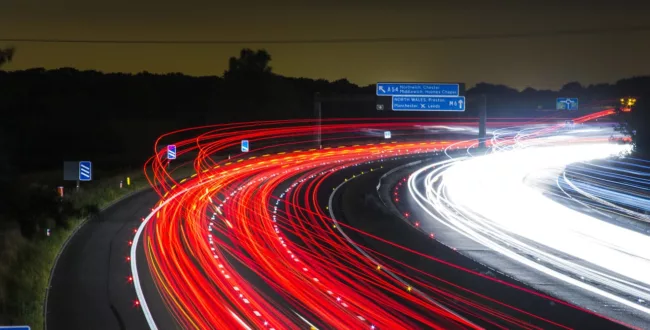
top-left (392, 96), bottom-right (465, 111)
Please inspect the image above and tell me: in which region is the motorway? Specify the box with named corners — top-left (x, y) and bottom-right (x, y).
top-left (46, 116), bottom-right (649, 329)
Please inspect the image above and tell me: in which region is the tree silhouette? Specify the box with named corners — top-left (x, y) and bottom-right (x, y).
top-left (559, 81), bottom-right (584, 95)
top-left (0, 47), bottom-right (15, 68)
top-left (225, 49), bottom-right (272, 77)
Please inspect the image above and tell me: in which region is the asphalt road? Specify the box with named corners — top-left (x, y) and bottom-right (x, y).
top-left (328, 156), bottom-right (631, 329)
top-left (394, 158), bottom-right (650, 328)
top-left (46, 189), bottom-right (174, 330)
top-left (45, 151), bottom-right (638, 329)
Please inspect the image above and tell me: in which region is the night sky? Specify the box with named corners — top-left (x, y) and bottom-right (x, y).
top-left (2, 0), bottom-right (650, 90)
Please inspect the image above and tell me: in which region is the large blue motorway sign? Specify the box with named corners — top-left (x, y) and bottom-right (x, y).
top-left (392, 96), bottom-right (466, 111)
top-left (0, 326), bottom-right (31, 330)
top-left (376, 83), bottom-right (460, 97)
top-left (556, 98), bottom-right (579, 110)
top-left (375, 82), bottom-right (465, 112)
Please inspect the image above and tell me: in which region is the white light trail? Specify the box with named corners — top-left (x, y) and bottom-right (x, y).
top-left (408, 135), bottom-right (650, 316)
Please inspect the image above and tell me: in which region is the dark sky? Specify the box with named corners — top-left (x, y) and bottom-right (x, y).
top-left (2, 0), bottom-right (650, 90)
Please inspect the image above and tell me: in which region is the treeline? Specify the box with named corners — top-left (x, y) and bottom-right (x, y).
top-left (1, 49), bottom-right (650, 176)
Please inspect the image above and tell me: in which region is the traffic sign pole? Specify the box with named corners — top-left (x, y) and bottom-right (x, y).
top-left (314, 93), bottom-right (322, 149)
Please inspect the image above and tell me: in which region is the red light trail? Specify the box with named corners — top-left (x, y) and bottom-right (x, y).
top-left (129, 114), bottom-right (629, 329)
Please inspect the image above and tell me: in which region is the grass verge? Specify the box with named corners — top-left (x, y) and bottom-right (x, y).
top-left (0, 165), bottom-right (195, 329)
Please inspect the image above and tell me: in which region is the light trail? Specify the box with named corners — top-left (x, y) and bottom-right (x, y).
top-left (406, 113), bottom-right (650, 325)
top-left (128, 117), bottom-right (633, 329)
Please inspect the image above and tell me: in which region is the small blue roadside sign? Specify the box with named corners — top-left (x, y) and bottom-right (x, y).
top-left (167, 144), bottom-right (177, 160)
top-left (392, 96), bottom-right (465, 111)
top-left (556, 98), bottom-right (579, 110)
top-left (376, 83), bottom-right (460, 96)
top-left (241, 140), bottom-right (249, 153)
top-left (79, 161), bottom-right (92, 181)
top-left (384, 131), bottom-right (391, 139)
top-left (0, 326), bottom-right (31, 330)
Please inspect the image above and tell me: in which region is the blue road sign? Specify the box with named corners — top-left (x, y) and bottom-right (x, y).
top-left (392, 96), bottom-right (466, 112)
top-left (556, 98), bottom-right (579, 110)
top-left (79, 161), bottom-right (92, 181)
top-left (241, 140), bottom-right (249, 153)
top-left (0, 327), bottom-right (31, 330)
top-left (384, 131), bottom-right (391, 139)
top-left (167, 144), bottom-right (177, 160)
top-left (376, 83), bottom-right (459, 96)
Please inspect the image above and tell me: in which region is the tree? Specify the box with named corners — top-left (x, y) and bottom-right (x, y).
top-left (224, 49), bottom-right (272, 77)
top-left (0, 47), bottom-right (15, 68)
top-left (559, 81), bottom-right (584, 95)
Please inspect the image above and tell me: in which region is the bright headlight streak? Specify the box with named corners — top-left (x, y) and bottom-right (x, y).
top-left (443, 144), bottom-right (650, 283)
top-left (409, 142), bottom-right (650, 316)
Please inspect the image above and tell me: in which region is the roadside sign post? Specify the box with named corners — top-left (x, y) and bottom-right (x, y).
top-left (78, 161), bottom-right (92, 190)
top-left (167, 145), bottom-right (176, 169)
top-left (384, 131), bottom-right (391, 139)
top-left (167, 144), bottom-right (177, 160)
top-left (241, 140), bottom-right (249, 153)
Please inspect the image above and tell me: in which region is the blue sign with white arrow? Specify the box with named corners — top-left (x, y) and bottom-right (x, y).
top-left (167, 144), bottom-right (177, 160)
top-left (377, 83), bottom-right (460, 96)
top-left (79, 161), bottom-right (92, 181)
top-left (556, 98), bottom-right (579, 110)
top-left (392, 96), bottom-right (466, 111)
top-left (241, 140), bottom-right (249, 153)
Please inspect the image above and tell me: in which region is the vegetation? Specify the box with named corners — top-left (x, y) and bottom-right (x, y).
top-left (0, 47), bottom-right (14, 68)
top-left (0, 169), bottom-right (145, 326)
top-left (0, 165), bottom-right (194, 328)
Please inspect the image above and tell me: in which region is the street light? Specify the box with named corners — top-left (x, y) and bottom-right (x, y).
top-left (619, 97), bottom-right (637, 113)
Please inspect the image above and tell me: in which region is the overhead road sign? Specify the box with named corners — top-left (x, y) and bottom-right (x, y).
top-left (241, 140), bottom-right (249, 152)
top-left (376, 82), bottom-right (465, 111)
top-left (0, 326), bottom-right (31, 330)
top-left (556, 98), bottom-right (579, 110)
top-left (376, 83), bottom-right (460, 96)
top-left (167, 145), bottom-right (177, 160)
top-left (79, 161), bottom-right (92, 181)
top-left (392, 96), bottom-right (466, 112)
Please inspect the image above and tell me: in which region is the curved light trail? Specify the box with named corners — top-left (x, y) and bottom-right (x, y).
top-left (127, 116), bottom-right (636, 329)
top-left (407, 113), bottom-right (650, 324)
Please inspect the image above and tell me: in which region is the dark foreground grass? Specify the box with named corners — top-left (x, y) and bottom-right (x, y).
top-left (0, 166), bottom-right (194, 329)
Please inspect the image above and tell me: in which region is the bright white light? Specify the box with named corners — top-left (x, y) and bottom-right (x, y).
top-left (409, 140), bottom-right (650, 315)
top-left (444, 144), bottom-right (650, 285)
